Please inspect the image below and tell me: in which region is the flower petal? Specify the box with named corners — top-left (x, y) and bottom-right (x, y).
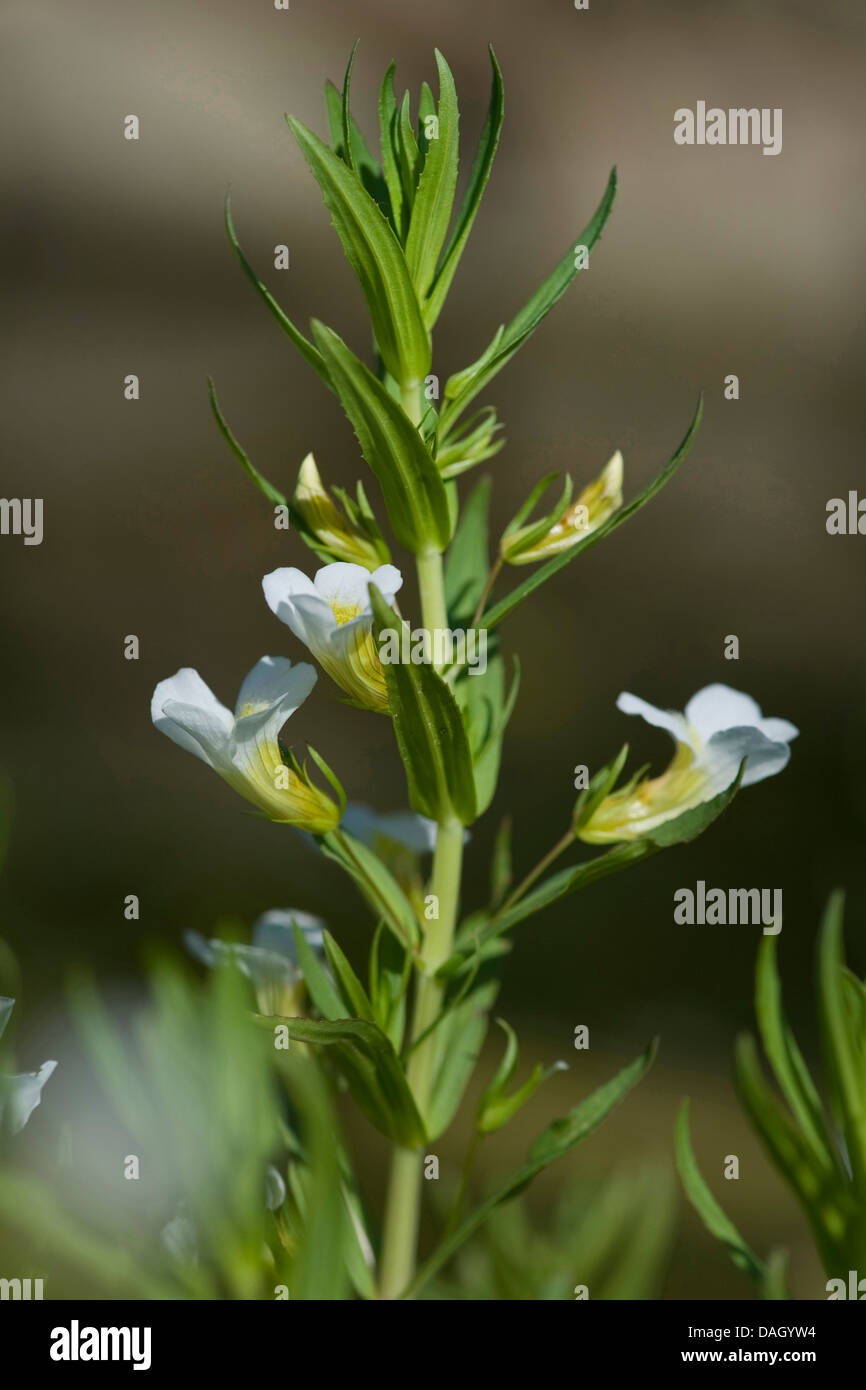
top-left (685, 684), bottom-right (763, 740)
top-left (262, 568), bottom-right (330, 647)
top-left (253, 909), bottom-right (326, 961)
top-left (756, 716), bottom-right (799, 745)
top-left (616, 691), bottom-right (694, 749)
top-left (704, 726), bottom-right (792, 788)
top-left (341, 804), bottom-right (437, 854)
top-left (152, 669), bottom-right (234, 767)
top-left (234, 656), bottom-right (317, 722)
top-left (2, 1059), bottom-right (57, 1134)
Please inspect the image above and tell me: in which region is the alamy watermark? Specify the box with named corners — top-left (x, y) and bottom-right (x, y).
top-left (378, 626), bottom-right (488, 675)
top-left (674, 103), bottom-right (782, 157)
top-left (674, 881), bottom-right (782, 934)
top-left (0, 498), bottom-right (43, 545)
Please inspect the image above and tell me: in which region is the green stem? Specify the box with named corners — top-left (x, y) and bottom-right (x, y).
top-left (495, 827), bottom-right (576, 923)
top-left (378, 815), bottom-right (464, 1298)
top-left (378, 528), bottom-right (463, 1299)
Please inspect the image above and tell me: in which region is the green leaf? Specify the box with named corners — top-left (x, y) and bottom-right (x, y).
top-left (754, 935), bottom-right (838, 1173)
top-left (324, 65), bottom-right (390, 218)
top-left (426, 45), bottom-right (504, 325)
top-left (311, 321), bottom-right (450, 553)
top-left (224, 196), bottom-right (330, 388)
top-left (454, 841), bottom-right (654, 961)
top-left (641, 758), bottom-right (742, 847)
top-left (395, 91), bottom-right (422, 210)
top-left (370, 585), bottom-right (478, 825)
top-left (322, 930), bottom-right (375, 1022)
top-left (269, 1015), bottom-right (426, 1148)
top-left (675, 1099), bottom-right (765, 1283)
top-left (454, 650), bottom-right (520, 816)
top-left (369, 922), bottom-right (409, 1051)
top-left (733, 1032), bottom-right (847, 1272)
top-left (427, 980), bottom-right (499, 1140)
top-left (339, 41), bottom-right (359, 173)
top-left (483, 396), bottom-right (703, 630)
top-left (378, 64), bottom-right (406, 240)
top-left (489, 815), bottom-right (512, 910)
top-left (291, 921), bottom-right (345, 1021)
top-left (444, 476), bottom-right (491, 623)
top-left (405, 1040), bottom-right (657, 1297)
top-left (278, 1055), bottom-right (350, 1300)
top-left (762, 1248), bottom-right (792, 1301)
top-left (572, 744), bottom-right (630, 832)
top-left (818, 890), bottom-right (866, 1184)
top-left (207, 379), bottom-right (287, 506)
top-left (287, 115), bottom-right (430, 387)
top-left (439, 166), bottom-right (617, 432)
top-left (405, 51), bottom-right (460, 314)
top-left (319, 828), bottom-right (419, 947)
top-left (476, 1019), bottom-right (563, 1135)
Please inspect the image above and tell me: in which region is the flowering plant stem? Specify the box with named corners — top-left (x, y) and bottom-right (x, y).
top-left (379, 814), bottom-right (464, 1298)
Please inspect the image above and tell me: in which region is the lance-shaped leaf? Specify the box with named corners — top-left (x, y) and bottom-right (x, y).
top-left (675, 1099), bottom-right (765, 1284)
top-left (312, 321), bottom-right (450, 553)
top-left (482, 397), bottom-right (703, 630)
top-left (322, 930), bottom-right (375, 1022)
top-left (287, 115), bottom-right (431, 387)
top-left (378, 64), bottom-right (406, 240)
top-left (404, 50), bottom-right (460, 315)
top-left (291, 921), bottom-right (344, 1021)
top-left (454, 649), bottom-right (520, 817)
top-left (444, 476), bottom-right (491, 623)
top-left (370, 584), bottom-right (478, 826)
top-left (755, 935), bottom-right (839, 1175)
top-left (733, 1031), bottom-right (848, 1273)
top-left (404, 1040), bottom-right (656, 1298)
top-left (208, 379), bottom-right (289, 507)
top-left (426, 45), bottom-right (504, 326)
top-left (818, 890), bottom-right (866, 1186)
top-left (476, 1018), bottom-right (566, 1135)
top-left (323, 45), bottom-right (391, 217)
top-left (572, 744), bottom-right (630, 832)
top-left (268, 1015), bottom-right (426, 1148)
top-left (438, 166), bottom-right (617, 432)
top-left (426, 979), bottom-right (499, 1140)
top-left (278, 1054), bottom-right (350, 1301)
top-left (319, 827), bottom-right (419, 947)
top-left (224, 196), bottom-right (330, 389)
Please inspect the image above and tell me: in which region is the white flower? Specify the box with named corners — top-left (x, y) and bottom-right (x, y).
top-left (185, 909), bottom-right (326, 1016)
top-left (578, 683), bottom-right (798, 844)
top-left (262, 562), bottom-right (403, 712)
top-left (151, 657), bottom-right (340, 832)
top-left (340, 804), bottom-right (438, 856)
top-left (0, 997), bottom-right (57, 1135)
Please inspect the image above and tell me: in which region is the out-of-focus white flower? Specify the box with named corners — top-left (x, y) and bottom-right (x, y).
top-left (0, 996), bottom-right (57, 1135)
top-left (262, 563), bottom-right (403, 712)
top-left (578, 684), bottom-right (798, 844)
top-left (185, 909), bottom-right (327, 1017)
top-left (265, 1164), bottom-right (287, 1211)
top-left (341, 804), bottom-right (437, 857)
top-left (151, 657), bottom-right (340, 833)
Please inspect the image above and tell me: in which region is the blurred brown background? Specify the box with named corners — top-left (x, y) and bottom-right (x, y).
top-left (2, 0), bottom-right (866, 1297)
